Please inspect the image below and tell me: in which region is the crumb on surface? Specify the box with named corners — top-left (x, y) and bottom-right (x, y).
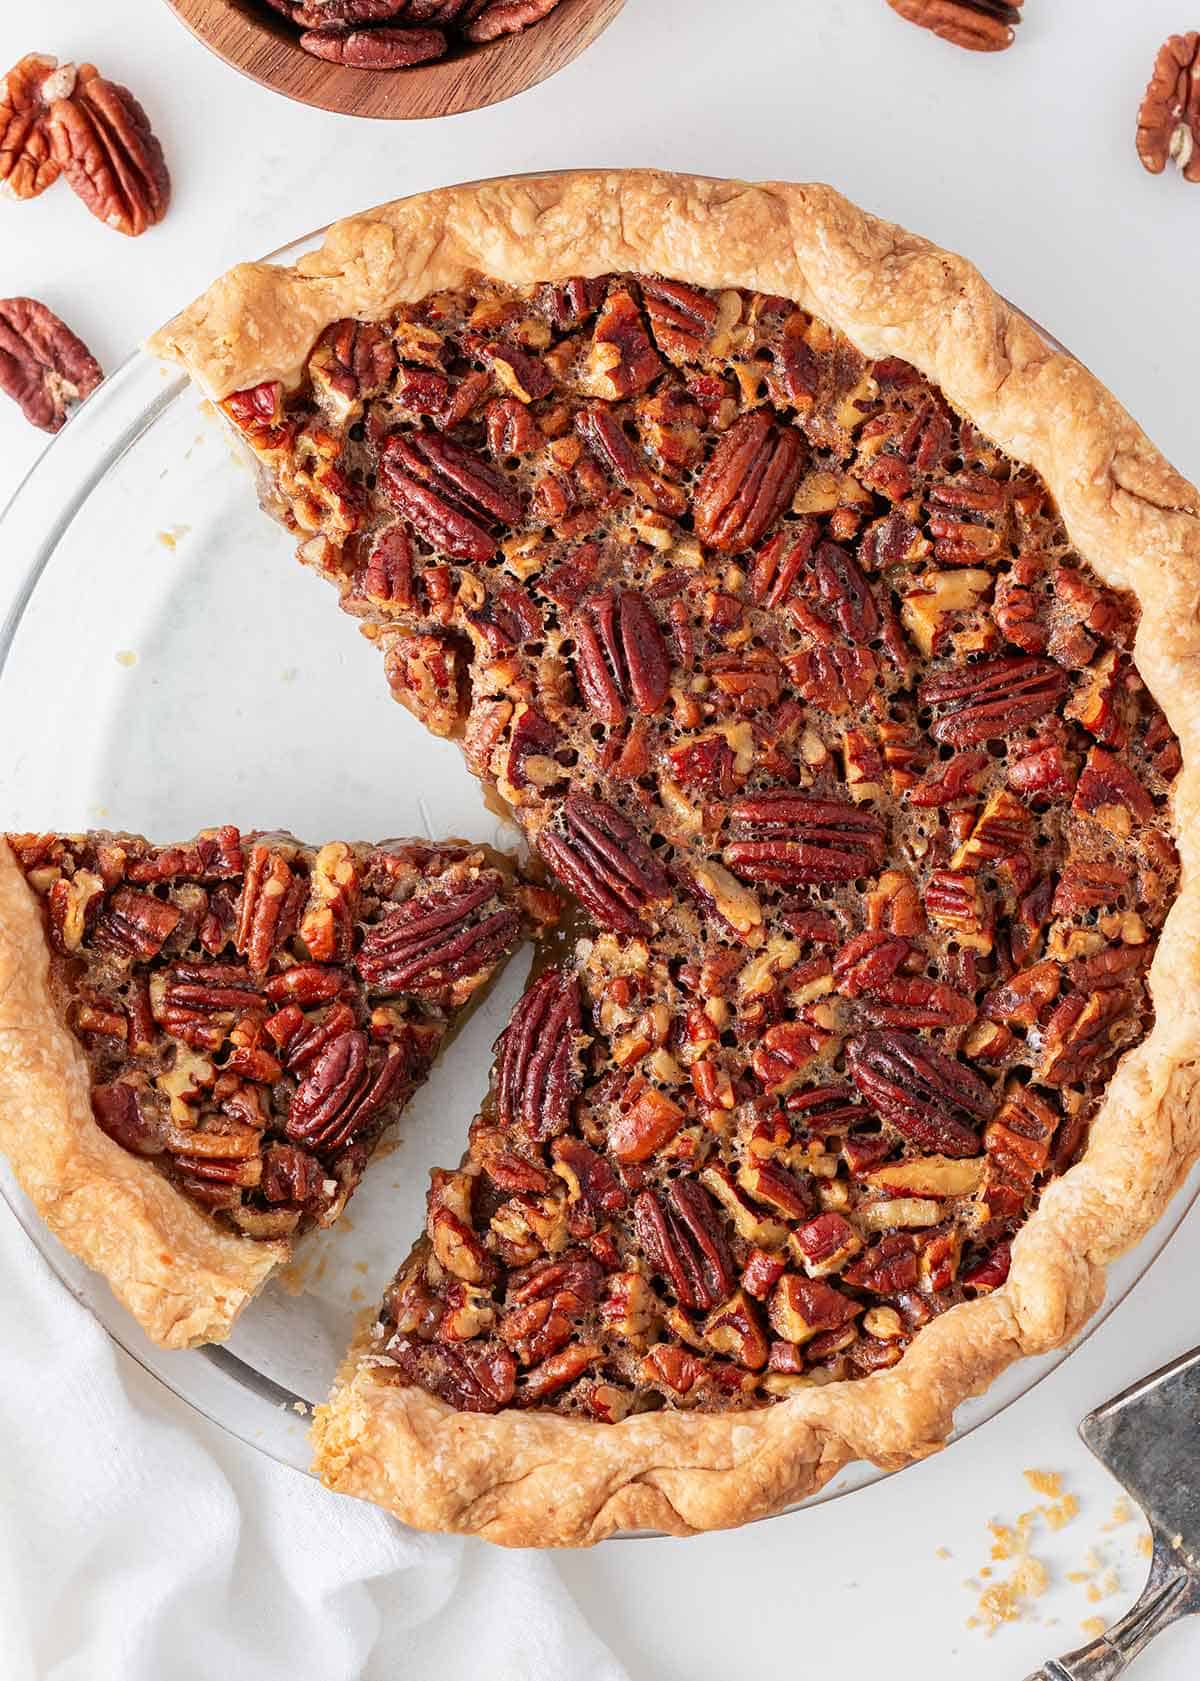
top-left (935, 1546), bottom-right (952, 1560)
top-left (1024, 1469), bottom-right (1063, 1498)
top-left (1136, 1534), bottom-right (1153, 1559)
top-left (115, 649), bottom-right (137, 668)
top-left (1081, 1616), bottom-right (1107, 1640)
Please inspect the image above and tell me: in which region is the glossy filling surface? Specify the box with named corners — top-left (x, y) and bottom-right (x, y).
top-left (218, 273), bottom-right (1182, 1413)
top-left (9, 829), bottom-right (550, 1240)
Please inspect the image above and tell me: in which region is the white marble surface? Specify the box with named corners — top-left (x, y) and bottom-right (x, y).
top-left (3, 0), bottom-right (1200, 1674)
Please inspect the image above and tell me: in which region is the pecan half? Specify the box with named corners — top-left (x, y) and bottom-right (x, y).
top-left (380, 430), bottom-right (523, 561)
top-left (386, 1335), bottom-right (515, 1414)
top-left (92, 1082), bottom-right (162, 1155)
top-left (355, 875), bottom-right (520, 996)
top-left (0, 297), bottom-right (102, 433)
top-left (1137, 33), bottom-right (1200, 180)
top-left (465, 0), bottom-right (564, 41)
top-left (633, 1181), bottom-right (734, 1313)
top-left (494, 969), bottom-right (583, 1138)
top-left (537, 792), bottom-right (670, 931)
top-left (286, 1029), bottom-right (406, 1151)
top-left (0, 54), bottom-right (61, 200)
top-left (299, 26), bottom-right (448, 66)
top-left (846, 1030), bottom-right (992, 1157)
top-left (919, 655), bottom-right (1068, 747)
top-left (886, 0), bottom-right (1022, 54)
top-left (574, 405), bottom-right (687, 516)
top-left (46, 64), bottom-right (170, 237)
top-left (292, 0), bottom-right (411, 23)
top-left (571, 589), bottom-right (671, 724)
top-left (693, 412), bottom-right (805, 552)
top-left (724, 793), bottom-right (886, 886)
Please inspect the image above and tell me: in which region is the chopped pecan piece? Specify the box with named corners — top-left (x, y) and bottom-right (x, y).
top-left (1038, 990), bottom-right (1133, 1087)
top-left (1072, 746), bottom-right (1154, 837)
top-left (769, 1274), bottom-right (860, 1346)
top-left (585, 286), bottom-right (662, 399)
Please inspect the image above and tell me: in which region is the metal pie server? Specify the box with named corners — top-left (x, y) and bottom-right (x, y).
top-left (1023, 1345), bottom-right (1200, 1680)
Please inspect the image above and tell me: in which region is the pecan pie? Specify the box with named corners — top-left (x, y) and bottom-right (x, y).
top-left (143, 174), bottom-right (1200, 1541)
top-left (0, 829), bottom-right (552, 1346)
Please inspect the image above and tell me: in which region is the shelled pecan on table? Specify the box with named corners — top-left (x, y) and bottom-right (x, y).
top-left (885, 0), bottom-right (1023, 52)
top-left (0, 53), bottom-right (169, 234)
top-left (1136, 32), bottom-right (1200, 182)
top-left (0, 296), bottom-right (101, 433)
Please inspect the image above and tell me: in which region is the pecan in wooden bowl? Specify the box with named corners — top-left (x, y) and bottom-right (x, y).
top-left (160, 0), bottom-right (625, 118)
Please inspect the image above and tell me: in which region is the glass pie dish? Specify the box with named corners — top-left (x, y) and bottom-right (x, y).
top-left (1, 218), bottom-right (1196, 1513)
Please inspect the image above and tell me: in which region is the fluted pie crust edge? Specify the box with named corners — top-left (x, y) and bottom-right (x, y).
top-left (0, 841), bottom-right (286, 1348)
top-left (149, 171), bottom-right (1200, 1544)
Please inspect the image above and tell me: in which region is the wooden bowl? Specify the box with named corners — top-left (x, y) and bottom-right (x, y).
top-left (161, 0), bottom-right (626, 119)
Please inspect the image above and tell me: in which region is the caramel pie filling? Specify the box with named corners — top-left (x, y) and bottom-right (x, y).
top-left (212, 273), bottom-right (1180, 1414)
top-left (9, 829), bottom-right (551, 1240)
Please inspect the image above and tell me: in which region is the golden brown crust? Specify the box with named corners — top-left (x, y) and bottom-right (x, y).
top-left (0, 840), bottom-right (287, 1348)
top-left (156, 171), bottom-right (1200, 1543)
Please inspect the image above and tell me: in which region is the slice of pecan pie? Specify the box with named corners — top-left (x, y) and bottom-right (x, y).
top-left (0, 828), bottom-right (553, 1346)
top-left (148, 172), bottom-right (1200, 1543)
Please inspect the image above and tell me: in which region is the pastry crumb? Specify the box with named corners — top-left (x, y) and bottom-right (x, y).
top-left (114, 649), bottom-right (138, 668)
top-left (1102, 1499), bottom-right (1133, 1531)
top-left (291, 1400), bottom-right (309, 1416)
top-left (1080, 1616), bottom-right (1107, 1640)
top-left (1045, 1494), bottom-right (1080, 1532)
top-left (1024, 1469), bottom-right (1063, 1498)
top-left (935, 1546), bottom-right (952, 1560)
top-left (156, 524), bottom-right (190, 550)
top-left (1136, 1534), bottom-right (1153, 1559)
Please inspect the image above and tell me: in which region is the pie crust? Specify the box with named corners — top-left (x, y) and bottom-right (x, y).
top-left (0, 840), bottom-right (283, 1346)
top-left (0, 831), bottom-right (546, 1350)
top-left (144, 171), bottom-right (1200, 1540)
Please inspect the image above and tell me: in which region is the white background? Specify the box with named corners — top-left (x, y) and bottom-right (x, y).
top-left (3, 0), bottom-right (1200, 1675)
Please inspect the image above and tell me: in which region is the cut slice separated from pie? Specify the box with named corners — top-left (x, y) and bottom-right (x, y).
top-left (139, 172), bottom-right (1200, 1540)
top-left (0, 829), bottom-right (555, 1347)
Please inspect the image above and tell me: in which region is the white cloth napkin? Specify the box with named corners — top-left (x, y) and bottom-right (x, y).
top-left (0, 1209), bottom-right (627, 1681)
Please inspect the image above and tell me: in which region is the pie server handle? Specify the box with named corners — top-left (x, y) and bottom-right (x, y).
top-left (1021, 1550), bottom-right (1197, 1681)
